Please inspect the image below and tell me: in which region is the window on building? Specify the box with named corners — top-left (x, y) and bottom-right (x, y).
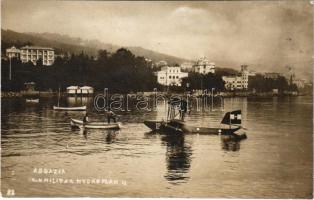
top-left (169, 76), bottom-right (171, 79)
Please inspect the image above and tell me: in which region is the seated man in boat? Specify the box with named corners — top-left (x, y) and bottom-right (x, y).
top-left (106, 108), bottom-right (117, 124)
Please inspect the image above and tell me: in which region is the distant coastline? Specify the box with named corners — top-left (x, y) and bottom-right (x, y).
top-left (1, 90), bottom-right (311, 98)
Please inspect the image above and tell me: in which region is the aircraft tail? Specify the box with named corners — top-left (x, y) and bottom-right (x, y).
top-left (221, 110), bottom-right (242, 125)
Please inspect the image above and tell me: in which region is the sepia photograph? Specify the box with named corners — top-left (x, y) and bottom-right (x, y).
top-left (1, 0), bottom-right (313, 198)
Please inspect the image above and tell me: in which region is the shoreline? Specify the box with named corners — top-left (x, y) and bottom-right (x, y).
top-left (1, 90), bottom-right (311, 98)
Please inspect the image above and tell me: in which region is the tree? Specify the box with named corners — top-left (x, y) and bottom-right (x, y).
top-left (1, 47), bottom-right (160, 92)
top-left (36, 58), bottom-right (43, 67)
top-left (97, 49), bottom-right (109, 62)
top-left (248, 75), bottom-right (291, 93)
top-left (182, 72), bottom-right (225, 91)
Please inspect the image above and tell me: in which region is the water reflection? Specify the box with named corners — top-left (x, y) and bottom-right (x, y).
top-left (161, 134), bottom-right (192, 184)
top-left (76, 128), bottom-right (119, 144)
top-left (220, 134), bottom-right (247, 151)
top-left (67, 96), bottom-right (93, 107)
top-left (82, 129), bottom-right (88, 140)
top-left (1, 96), bottom-right (312, 197)
top-left (105, 129), bottom-right (119, 144)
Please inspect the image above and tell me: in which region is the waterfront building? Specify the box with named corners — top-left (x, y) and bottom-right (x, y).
top-left (80, 86), bottom-right (94, 95)
top-left (66, 86), bottom-right (94, 96)
top-left (156, 66), bottom-right (188, 86)
top-left (222, 76), bottom-right (244, 90)
top-left (6, 46), bottom-right (20, 59)
top-left (20, 46), bottom-right (55, 66)
top-left (193, 57), bottom-right (215, 74)
top-left (222, 65), bottom-right (255, 90)
top-left (24, 82), bottom-right (36, 91)
top-left (240, 65), bottom-right (249, 89)
top-left (67, 86), bottom-right (80, 95)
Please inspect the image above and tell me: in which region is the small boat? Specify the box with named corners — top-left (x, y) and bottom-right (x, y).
top-left (70, 118), bottom-right (121, 129)
top-left (26, 98), bottom-right (39, 103)
top-left (53, 106), bottom-right (87, 111)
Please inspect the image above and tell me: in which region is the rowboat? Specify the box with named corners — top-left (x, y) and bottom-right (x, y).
top-left (26, 98), bottom-right (39, 103)
top-left (70, 118), bottom-right (121, 129)
top-left (53, 106), bottom-right (87, 111)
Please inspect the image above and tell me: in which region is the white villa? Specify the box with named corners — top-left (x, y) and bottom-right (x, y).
top-left (6, 46), bottom-right (20, 58)
top-left (6, 46), bottom-right (55, 66)
top-left (156, 66), bottom-right (188, 86)
top-left (222, 65), bottom-right (255, 90)
top-left (193, 57), bottom-right (215, 74)
top-left (20, 46), bottom-right (55, 66)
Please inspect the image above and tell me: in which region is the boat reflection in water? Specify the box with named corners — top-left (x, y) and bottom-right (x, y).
top-left (105, 129), bottom-right (119, 144)
top-left (161, 134), bottom-right (193, 184)
top-left (78, 128), bottom-right (119, 144)
top-left (220, 134), bottom-right (247, 151)
top-left (148, 131), bottom-right (247, 184)
top-left (82, 129), bottom-right (88, 140)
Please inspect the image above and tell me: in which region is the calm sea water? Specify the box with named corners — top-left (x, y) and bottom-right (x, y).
top-left (1, 96), bottom-right (313, 198)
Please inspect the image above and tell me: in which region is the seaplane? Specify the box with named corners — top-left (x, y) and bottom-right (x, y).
top-left (144, 99), bottom-right (247, 138)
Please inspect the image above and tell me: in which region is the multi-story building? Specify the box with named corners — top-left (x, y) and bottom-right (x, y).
top-left (6, 46), bottom-right (20, 58)
top-left (222, 76), bottom-right (244, 90)
top-left (222, 65), bottom-right (255, 90)
top-left (20, 46), bottom-right (55, 66)
top-left (240, 65), bottom-right (249, 89)
top-left (156, 66), bottom-right (188, 86)
top-left (193, 57), bottom-right (215, 74)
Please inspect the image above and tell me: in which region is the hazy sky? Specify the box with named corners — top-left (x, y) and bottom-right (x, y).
top-left (2, 0), bottom-right (313, 79)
